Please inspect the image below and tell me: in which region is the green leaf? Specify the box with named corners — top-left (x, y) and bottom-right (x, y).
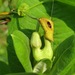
top-left (0, 47), bottom-right (8, 64)
top-left (8, 0), bottom-right (18, 9)
top-left (8, 15), bottom-right (18, 35)
top-left (66, 64), bottom-right (75, 75)
top-left (57, 0), bottom-right (75, 7)
top-left (0, 61), bottom-right (10, 75)
top-left (8, 0), bottom-right (75, 74)
top-left (0, 0), bottom-right (2, 7)
top-left (6, 72), bottom-right (38, 75)
top-left (43, 0), bottom-right (75, 74)
top-left (43, 0), bottom-right (75, 55)
top-left (11, 30), bottom-right (32, 72)
top-left (0, 0), bottom-right (10, 12)
top-left (8, 0), bottom-right (51, 35)
top-left (33, 60), bottom-right (51, 74)
top-left (47, 34), bottom-right (75, 75)
top-left (33, 61), bottom-right (47, 73)
top-left (7, 36), bottom-right (25, 73)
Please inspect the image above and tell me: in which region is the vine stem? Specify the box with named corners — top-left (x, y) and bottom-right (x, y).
top-left (50, 0), bottom-right (54, 20)
top-left (36, 22), bottom-right (40, 32)
top-left (28, 0), bottom-right (50, 10)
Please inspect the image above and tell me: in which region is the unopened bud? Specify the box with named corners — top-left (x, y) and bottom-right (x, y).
top-left (31, 32), bottom-right (42, 48)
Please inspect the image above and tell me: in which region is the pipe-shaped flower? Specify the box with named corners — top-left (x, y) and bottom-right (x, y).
top-left (30, 32), bottom-right (53, 61)
top-left (39, 18), bottom-right (54, 42)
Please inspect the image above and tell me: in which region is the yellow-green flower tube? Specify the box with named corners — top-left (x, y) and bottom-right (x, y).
top-left (31, 32), bottom-right (53, 61)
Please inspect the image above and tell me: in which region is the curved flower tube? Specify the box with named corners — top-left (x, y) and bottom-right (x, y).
top-left (31, 32), bottom-right (53, 61)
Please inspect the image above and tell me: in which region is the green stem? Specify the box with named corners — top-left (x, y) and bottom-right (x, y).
top-left (29, 1), bottom-right (44, 10)
top-left (27, 0), bottom-right (50, 11)
top-left (9, 0), bottom-right (50, 16)
top-left (36, 22), bottom-right (40, 32)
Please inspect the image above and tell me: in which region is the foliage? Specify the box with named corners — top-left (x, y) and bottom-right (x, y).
top-left (0, 0), bottom-right (75, 75)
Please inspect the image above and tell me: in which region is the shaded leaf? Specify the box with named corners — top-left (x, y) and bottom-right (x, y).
top-left (7, 35), bottom-right (25, 73)
top-left (45, 34), bottom-right (75, 75)
top-left (7, 0), bottom-right (75, 74)
top-left (6, 72), bottom-right (38, 75)
top-left (0, 61), bottom-right (10, 75)
top-left (57, 0), bottom-right (75, 7)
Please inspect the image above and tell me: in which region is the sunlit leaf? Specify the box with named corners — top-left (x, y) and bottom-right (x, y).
top-left (11, 30), bottom-right (32, 72)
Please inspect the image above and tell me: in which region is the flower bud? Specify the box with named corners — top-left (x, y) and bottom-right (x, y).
top-left (31, 32), bottom-right (42, 48)
top-left (18, 3), bottom-right (29, 16)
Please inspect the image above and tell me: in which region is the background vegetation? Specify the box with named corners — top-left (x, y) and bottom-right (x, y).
top-left (0, 0), bottom-right (75, 75)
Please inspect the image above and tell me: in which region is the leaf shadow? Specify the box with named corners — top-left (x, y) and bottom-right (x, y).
top-left (0, 61), bottom-right (10, 75)
top-left (7, 35), bottom-right (25, 73)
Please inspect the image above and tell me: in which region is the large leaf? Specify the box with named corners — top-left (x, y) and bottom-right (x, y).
top-left (66, 63), bottom-right (75, 75)
top-left (8, 0), bottom-right (75, 48)
top-left (8, 0), bottom-right (51, 35)
top-left (11, 30), bottom-right (32, 72)
top-left (8, 0), bottom-right (75, 74)
top-left (45, 34), bottom-right (75, 75)
top-left (7, 0), bottom-right (50, 73)
top-left (57, 0), bottom-right (75, 6)
top-left (43, 0), bottom-right (75, 75)
top-left (7, 35), bottom-right (25, 73)
top-left (43, 0), bottom-right (75, 49)
top-left (8, 15), bottom-right (18, 34)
